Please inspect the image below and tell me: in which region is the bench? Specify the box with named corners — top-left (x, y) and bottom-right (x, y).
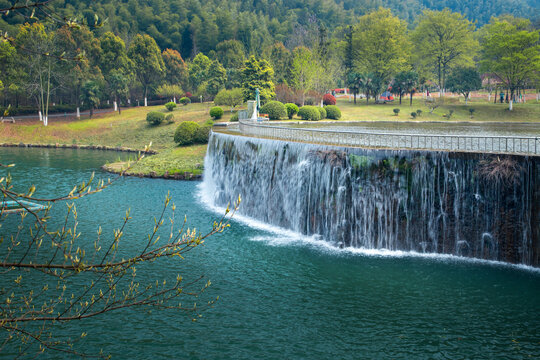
top-left (1, 116), bottom-right (15, 123)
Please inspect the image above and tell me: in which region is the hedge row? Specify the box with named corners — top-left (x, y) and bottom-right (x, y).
top-left (297, 105), bottom-right (341, 121)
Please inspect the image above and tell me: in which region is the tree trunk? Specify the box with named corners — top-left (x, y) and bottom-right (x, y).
top-left (115, 95), bottom-right (121, 114)
top-left (438, 62), bottom-right (442, 98)
top-left (410, 92), bottom-right (413, 106)
top-left (90, 107), bottom-right (94, 118)
top-left (465, 92), bottom-right (468, 105)
top-left (353, 91), bottom-right (356, 104)
top-left (399, 93), bottom-right (402, 105)
top-left (144, 86), bottom-right (148, 107)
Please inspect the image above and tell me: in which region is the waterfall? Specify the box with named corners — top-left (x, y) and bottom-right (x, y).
top-left (203, 132), bottom-right (540, 266)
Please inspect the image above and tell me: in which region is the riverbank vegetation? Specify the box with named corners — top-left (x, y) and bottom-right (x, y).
top-left (0, 103), bottom-right (237, 177)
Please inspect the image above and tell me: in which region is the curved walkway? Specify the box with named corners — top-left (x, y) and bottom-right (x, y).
top-left (237, 118), bottom-right (540, 156)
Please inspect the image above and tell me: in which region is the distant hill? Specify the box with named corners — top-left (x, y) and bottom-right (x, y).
top-left (1, 0), bottom-right (538, 58)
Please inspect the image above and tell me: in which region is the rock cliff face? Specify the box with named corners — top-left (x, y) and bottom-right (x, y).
top-left (204, 132), bottom-right (540, 266)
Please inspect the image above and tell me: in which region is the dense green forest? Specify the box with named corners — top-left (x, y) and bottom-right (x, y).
top-left (0, 0), bottom-right (538, 59)
top-left (0, 1), bottom-right (538, 116)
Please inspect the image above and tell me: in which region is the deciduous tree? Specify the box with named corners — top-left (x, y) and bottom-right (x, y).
top-left (128, 34), bottom-right (165, 106)
top-left (207, 59), bottom-right (227, 96)
top-left (411, 9), bottom-right (477, 96)
top-left (188, 52), bottom-right (212, 92)
top-left (162, 48), bottom-right (188, 89)
top-left (290, 46), bottom-right (317, 106)
top-left (479, 16), bottom-right (540, 110)
top-left (352, 8), bottom-right (410, 102)
top-left (393, 71), bottom-right (419, 105)
top-left (80, 80), bottom-right (101, 117)
top-left (446, 67), bottom-right (482, 105)
top-left (15, 23), bottom-right (63, 126)
top-left (214, 88), bottom-right (244, 112)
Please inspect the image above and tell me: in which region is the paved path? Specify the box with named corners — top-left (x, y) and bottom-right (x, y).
top-left (235, 116), bottom-right (540, 156)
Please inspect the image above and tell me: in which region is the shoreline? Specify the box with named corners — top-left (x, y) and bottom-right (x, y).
top-left (101, 162), bottom-right (202, 181)
top-left (1, 142), bottom-right (203, 180)
top-left (0, 142), bottom-right (157, 154)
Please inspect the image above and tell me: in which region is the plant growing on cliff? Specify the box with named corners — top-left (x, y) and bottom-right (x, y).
top-left (477, 156), bottom-right (523, 186)
top-left (0, 155), bottom-right (239, 358)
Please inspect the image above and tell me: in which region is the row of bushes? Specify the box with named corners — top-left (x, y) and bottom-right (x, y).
top-left (258, 101), bottom-right (341, 121)
top-left (174, 120), bottom-right (213, 145)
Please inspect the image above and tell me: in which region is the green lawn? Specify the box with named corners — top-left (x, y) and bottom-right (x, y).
top-left (334, 96), bottom-right (540, 123)
top-left (0, 103), bottom-right (235, 176)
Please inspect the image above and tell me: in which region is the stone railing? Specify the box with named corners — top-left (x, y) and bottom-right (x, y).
top-left (237, 115), bottom-right (540, 156)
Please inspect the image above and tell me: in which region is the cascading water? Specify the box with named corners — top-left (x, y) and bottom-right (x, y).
top-left (203, 132), bottom-right (540, 266)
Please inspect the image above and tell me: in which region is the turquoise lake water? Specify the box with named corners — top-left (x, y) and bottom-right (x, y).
top-left (1, 147), bottom-right (539, 359)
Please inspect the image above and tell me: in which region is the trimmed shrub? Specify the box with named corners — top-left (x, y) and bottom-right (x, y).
top-left (180, 97), bottom-right (191, 105)
top-left (416, 109), bottom-right (422, 117)
top-left (174, 121), bottom-right (200, 145)
top-left (146, 111), bottom-right (165, 126)
top-left (165, 102), bottom-right (177, 111)
top-left (323, 93), bottom-right (337, 106)
top-left (259, 101), bottom-right (287, 120)
top-left (285, 103), bottom-right (299, 119)
top-left (393, 108), bottom-right (400, 115)
top-left (194, 122), bottom-right (213, 143)
top-left (317, 106), bottom-right (327, 119)
top-left (298, 106), bottom-right (320, 121)
top-left (165, 114), bottom-right (174, 123)
top-left (411, 112), bottom-right (417, 119)
top-left (469, 108), bottom-right (475, 118)
top-left (230, 112), bottom-right (239, 122)
top-left (209, 106), bottom-right (224, 119)
top-left (324, 105), bottom-right (341, 120)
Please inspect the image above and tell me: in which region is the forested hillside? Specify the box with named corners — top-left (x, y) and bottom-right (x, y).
top-left (0, 0), bottom-right (537, 59)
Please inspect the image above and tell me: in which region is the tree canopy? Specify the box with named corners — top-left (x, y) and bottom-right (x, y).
top-left (411, 9), bottom-right (477, 95)
top-left (479, 16), bottom-right (540, 102)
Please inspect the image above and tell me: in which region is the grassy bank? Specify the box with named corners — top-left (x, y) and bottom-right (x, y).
top-left (0, 103), bottom-right (235, 177)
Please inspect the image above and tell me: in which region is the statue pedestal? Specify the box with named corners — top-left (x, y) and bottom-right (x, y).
top-left (247, 100), bottom-right (258, 120)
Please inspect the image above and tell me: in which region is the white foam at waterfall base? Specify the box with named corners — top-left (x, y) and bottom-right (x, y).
top-left (197, 180), bottom-right (540, 275)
